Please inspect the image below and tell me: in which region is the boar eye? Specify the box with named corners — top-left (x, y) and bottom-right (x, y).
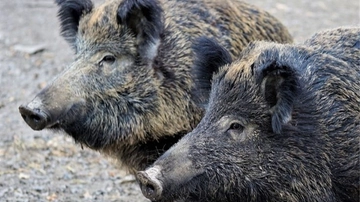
top-left (228, 122), bottom-right (244, 132)
top-left (100, 55), bottom-right (116, 65)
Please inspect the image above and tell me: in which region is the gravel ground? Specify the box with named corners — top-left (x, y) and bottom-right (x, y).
top-left (0, 0), bottom-right (358, 201)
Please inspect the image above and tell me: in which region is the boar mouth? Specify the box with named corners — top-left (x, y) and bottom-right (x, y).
top-left (162, 173), bottom-right (208, 202)
top-left (48, 121), bottom-right (61, 129)
top-left (47, 102), bottom-right (86, 130)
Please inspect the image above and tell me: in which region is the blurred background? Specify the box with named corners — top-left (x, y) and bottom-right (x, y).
top-left (0, 0), bottom-right (359, 201)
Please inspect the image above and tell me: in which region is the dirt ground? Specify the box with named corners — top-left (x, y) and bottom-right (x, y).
top-left (0, 0), bottom-right (358, 201)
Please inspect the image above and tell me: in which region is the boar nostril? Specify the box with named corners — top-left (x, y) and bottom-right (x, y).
top-left (145, 184), bottom-right (156, 196)
top-left (29, 114), bottom-right (41, 122)
top-left (19, 105), bottom-right (49, 131)
top-left (137, 170), bottom-right (163, 201)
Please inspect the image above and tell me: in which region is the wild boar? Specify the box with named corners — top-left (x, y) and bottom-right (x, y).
top-left (19, 0), bottom-right (293, 173)
top-left (137, 27), bottom-right (360, 202)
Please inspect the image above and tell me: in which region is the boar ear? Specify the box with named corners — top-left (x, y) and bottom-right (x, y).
top-left (117, 0), bottom-right (164, 62)
top-left (191, 37), bottom-right (232, 108)
top-left (255, 61), bottom-right (301, 134)
top-left (55, 0), bottom-right (93, 49)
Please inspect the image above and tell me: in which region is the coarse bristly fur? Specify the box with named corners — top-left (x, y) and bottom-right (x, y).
top-left (137, 27), bottom-right (360, 202)
top-left (19, 0), bottom-right (293, 173)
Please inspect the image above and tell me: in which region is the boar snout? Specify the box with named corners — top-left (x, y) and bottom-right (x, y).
top-left (19, 104), bottom-right (50, 130)
top-left (19, 89), bottom-right (85, 131)
top-left (137, 167), bottom-right (163, 201)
